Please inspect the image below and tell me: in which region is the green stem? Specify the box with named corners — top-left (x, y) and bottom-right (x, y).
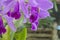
top-left (54, 0), bottom-right (58, 12)
top-left (10, 31), bottom-right (15, 40)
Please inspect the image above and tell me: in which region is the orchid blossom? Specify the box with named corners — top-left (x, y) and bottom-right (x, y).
top-left (20, 0), bottom-right (53, 31)
top-left (0, 0), bottom-right (53, 34)
top-left (0, 0), bottom-right (21, 34)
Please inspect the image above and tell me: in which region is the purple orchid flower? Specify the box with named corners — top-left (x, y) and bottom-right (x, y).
top-left (20, 0), bottom-right (53, 31)
top-left (30, 0), bottom-right (53, 31)
top-left (0, 0), bottom-right (21, 34)
top-left (0, 0), bottom-right (53, 34)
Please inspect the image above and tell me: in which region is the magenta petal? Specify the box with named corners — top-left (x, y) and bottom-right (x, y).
top-left (11, 12), bottom-right (21, 19)
top-left (0, 16), bottom-right (6, 34)
top-left (30, 14), bottom-right (38, 23)
top-left (7, 2), bottom-right (21, 19)
top-left (31, 23), bottom-right (37, 31)
top-left (39, 9), bottom-right (50, 19)
top-left (13, 1), bottom-right (19, 12)
top-left (3, 15), bottom-right (16, 32)
top-left (1, 1), bottom-right (16, 15)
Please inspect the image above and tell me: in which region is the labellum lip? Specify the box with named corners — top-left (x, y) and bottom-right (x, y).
top-left (7, 1), bottom-right (21, 19)
top-left (30, 7), bottom-right (39, 14)
top-left (11, 12), bottom-right (21, 19)
top-left (0, 27), bottom-right (6, 34)
top-left (30, 6), bottom-right (39, 23)
top-left (0, 16), bottom-right (6, 34)
top-left (30, 14), bottom-right (38, 23)
top-left (31, 23), bottom-right (37, 31)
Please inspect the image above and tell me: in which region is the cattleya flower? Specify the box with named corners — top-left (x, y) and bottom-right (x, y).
top-left (0, 0), bottom-right (53, 34)
top-left (0, 0), bottom-right (21, 34)
top-left (20, 0), bottom-right (53, 31)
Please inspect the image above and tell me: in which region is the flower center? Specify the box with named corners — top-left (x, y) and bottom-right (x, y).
top-left (29, 7), bottom-right (39, 23)
top-left (7, 1), bottom-right (21, 19)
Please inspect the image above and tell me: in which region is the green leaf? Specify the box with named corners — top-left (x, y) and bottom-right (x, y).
top-left (14, 27), bottom-right (27, 40)
top-left (54, 0), bottom-right (58, 12)
top-left (2, 25), bottom-right (11, 40)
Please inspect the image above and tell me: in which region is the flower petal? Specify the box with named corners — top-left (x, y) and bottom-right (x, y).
top-left (7, 2), bottom-right (21, 19)
top-left (1, 1), bottom-right (16, 15)
top-left (28, 0), bottom-right (38, 6)
top-left (0, 4), bottom-right (2, 12)
top-left (36, 0), bottom-right (53, 10)
top-left (39, 9), bottom-right (50, 19)
top-left (0, 16), bottom-right (6, 34)
top-left (3, 15), bottom-right (16, 32)
top-left (30, 14), bottom-right (38, 23)
top-left (31, 23), bottom-right (37, 31)
top-left (20, 2), bottom-right (30, 18)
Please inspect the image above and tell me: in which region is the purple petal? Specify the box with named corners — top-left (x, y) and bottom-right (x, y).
top-left (7, 2), bottom-right (21, 19)
top-left (0, 16), bottom-right (6, 34)
top-left (30, 7), bottom-right (38, 14)
top-left (30, 13), bottom-right (38, 23)
top-left (35, 21), bottom-right (39, 26)
top-left (0, 4), bottom-right (2, 12)
top-left (7, 12), bottom-right (21, 19)
top-left (28, 0), bottom-right (38, 7)
top-left (3, 15), bottom-right (16, 32)
top-left (39, 9), bottom-right (50, 19)
top-left (20, 1), bottom-right (30, 18)
top-left (36, 0), bottom-right (53, 10)
top-left (29, 7), bottom-right (39, 23)
top-left (1, 1), bottom-right (16, 15)
top-left (11, 12), bottom-right (21, 19)
top-left (31, 23), bottom-right (37, 31)
top-left (13, 1), bottom-right (19, 12)
top-left (0, 27), bottom-right (6, 34)
top-left (3, 0), bottom-right (13, 5)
